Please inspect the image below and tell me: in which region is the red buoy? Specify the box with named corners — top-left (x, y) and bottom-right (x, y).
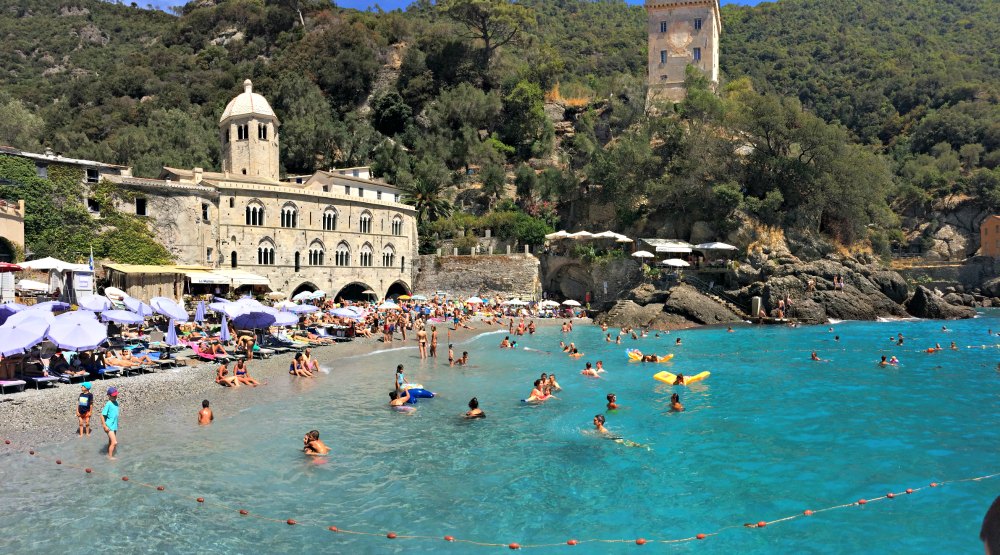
top-left (286, 519), bottom-right (296, 526)
top-left (329, 526), bottom-right (339, 533)
top-left (696, 533), bottom-right (706, 540)
top-left (85, 468), bottom-right (92, 474)
top-left (804, 510), bottom-right (813, 516)
top-left (156, 486), bottom-right (165, 491)
top-left (443, 535), bottom-right (454, 542)
top-left (757, 521), bottom-right (767, 528)
top-left (196, 497), bottom-right (205, 503)
top-left (5, 439), bottom-right (10, 444)
top-left (906, 488), bottom-right (913, 494)
top-left (387, 532), bottom-right (397, 539)
top-left (858, 499), bottom-right (867, 505)
top-left (121, 476), bottom-right (129, 481)
top-left (239, 510), bottom-right (248, 515)
top-left (636, 538), bottom-right (647, 545)
top-left (508, 542), bottom-right (520, 550)
top-left (930, 482), bottom-right (938, 487)
top-left (887, 492), bottom-right (895, 499)
top-left (567, 539), bottom-right (578, 545)
top-left (55, 460), bottom-right (62, 465)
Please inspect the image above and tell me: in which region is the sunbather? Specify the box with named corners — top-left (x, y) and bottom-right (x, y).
top-left (118, 348), bottom-right (154, 365)
top-left (215, 363), bottom-right (239, 387)
top-left (199, 340), bottom-right (229, 357)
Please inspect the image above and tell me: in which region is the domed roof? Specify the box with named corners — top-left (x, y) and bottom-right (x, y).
top-left (219, 79), bottom-right (277, 123)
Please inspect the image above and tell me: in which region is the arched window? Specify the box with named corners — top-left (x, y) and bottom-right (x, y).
top-left (294, 252), bottom-right (301, 272)
top-left (231, 251), bottom-right (237, 268)
top-left (360, 243), bottom-right (373, 267)
top-left (381, 245), bottom-right (396, 268)
top-left (322, 207), bottom-right (338, 231)
top-left (391, 215), bottom-right (403, 236)
top-left (308, 241), bottom-right (325, 266)
top-left (359, 211), bottom-right (372, 234)
top-left (335, 242), bottom-right (351, 267)
top-left (257, 239), bottom-right (275, 266)
top-left (245, 201), bottom-right (265, 226)
top-left (280, 203), bottom-right (298, 228)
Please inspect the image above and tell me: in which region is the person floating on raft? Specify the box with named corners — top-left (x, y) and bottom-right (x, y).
top-left (627, 349), bottom-right (673, 363)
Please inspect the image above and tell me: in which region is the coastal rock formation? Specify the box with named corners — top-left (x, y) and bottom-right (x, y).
top-left (905, 286), bottom-right (978, 319)
top-left (662, 284), bottom-right (743, 325)
top-left (596, 284), bottom-right (741, 329)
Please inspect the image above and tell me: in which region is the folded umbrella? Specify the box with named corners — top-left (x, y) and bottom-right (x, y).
top-left (101, 310), bottom-right (145, 325)
top-left (219, 315), bottom-right (231, 343)
top-left (165, 319), bottom-right (179, 347)
top-left (195, 301), bottom-right (206, 323)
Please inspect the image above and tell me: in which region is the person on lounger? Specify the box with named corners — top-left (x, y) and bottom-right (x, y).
top-left (103, 352), bottom-right (134, 368)
top-left (119, 349), bottom-right (154, 365)
top-left (199, 340), bottom-right (229, 357)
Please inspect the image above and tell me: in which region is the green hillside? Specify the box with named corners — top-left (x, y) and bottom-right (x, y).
top-left (0, 0), bottom-right (998, 259)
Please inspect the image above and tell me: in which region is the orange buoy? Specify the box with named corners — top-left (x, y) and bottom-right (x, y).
top-left (906, 488), bottom-right (913, 494)
top-left (508, 543), bottom-right (520, 550)
top-left (286, 519), bottom-right (296, 526)
top-left (156, 486), bottom-right (165, 491)
top-left (930, 482), bottom-right (938, 487)
top-left (567, 539), bottom-right (578, 545)
top-left (85, 468), bottom-right (92, 474)
top-left (196, 497), bottom-right (205, 503)
top-left (757, 521), bottom-right (767, 528)
top-left (239, 510), bottom-right (248, 515)
top-left (696, 533), bottom-right (706, 540)
top-left (55, 460), bottom-right (62, 465)
top-left (329, 526), bottom-right (339, 532)
top-left (387, 532), bottom-right (397, 539)
top-left (443, 536), bottom-right (454, 542)
top-left (804, 510), bottom-right (813, 516)
top-left (121, 476), bottom-right (129, 481)
top-left (636, 538), bottom-right (647, 545)
top-left (858, 499), bottom-right (867, 505)
top-left (887, 492), bottom-right (895, 499)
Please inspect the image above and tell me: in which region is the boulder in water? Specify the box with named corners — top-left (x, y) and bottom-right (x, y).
top-left (905, 286), bottom-right (976, 319)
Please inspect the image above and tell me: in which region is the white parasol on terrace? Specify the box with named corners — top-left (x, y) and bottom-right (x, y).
top-left (561, 299), bottom-right (582, 307)
top-left (538, 300), bottom-right (560, 308)
top-left (631, 251), bottom-right (655, 259)
top-left (544, 230), bottom-right (571, 240)
top-left (567, 231), bottom-right (594, 240)
top-left (661, 258), bottom-right (691, 267)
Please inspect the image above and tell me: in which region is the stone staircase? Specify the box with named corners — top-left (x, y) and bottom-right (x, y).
top-left (684, 276), bottom-right (753, 320)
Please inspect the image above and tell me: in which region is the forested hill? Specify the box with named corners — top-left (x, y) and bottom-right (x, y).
top-left (0, 0), bottom-right (998, 261)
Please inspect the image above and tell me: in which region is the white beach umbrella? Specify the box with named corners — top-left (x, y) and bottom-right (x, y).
top-left (661, 258), bottom-right (691, 267)
top-left (561, 300), bottom-right (582, 307)
top-left (538, 300), bottom-right (560, 308)
top-left (266, 291), bottom-right (288, 300)
top-left (16, 279), bottom-right (49, 292)
top-left (544, 230), bottom-right (571, 240)
top-left (568, 231), bottom-right (594, 240)
top-left (695, 242), bottom-right (738, 251)
top-left (378, 302), bottom-right (400, 310)
top-left (104, 287), bottom-right (128, 301)
top-left (631, 251), bottom-right (655, 258)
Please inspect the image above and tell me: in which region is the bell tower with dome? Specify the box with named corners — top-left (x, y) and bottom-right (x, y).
top-left (646, 0), bottom-right (721, 104)
top-left (220, 79), bottom-right (280, 181)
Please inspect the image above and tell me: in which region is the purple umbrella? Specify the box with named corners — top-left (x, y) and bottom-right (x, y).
top-left (0, 315), bottom-right (49, 356)
top-left (27, 301), bottom-right (71, 312)
top-left (123, 296), bottom-right (153, 317)
top-left (194, 301), bottom-right (206, 323)
top-left (219, 315), bottom-right (231, 343)
top-left (151, 297), bottom-right (189, 322)
top-left (284, 304), bottom-right (319, 314)
top-left (0, 302), bottom-right (27, 326)
top-left (47, 316), bottom-right (108, 351)
top-left (78, 294), bottom-right (112, 311)
top-left (231, 308), bottom-right (277, 330)
top-left (5, 309), bottom-right (55, 328)
top-left (101, 310), bottom-right (145, 325)
top-left (165, 319), bottom-right (179, 347)
top-left (273, 311), bottom-right (298, 327)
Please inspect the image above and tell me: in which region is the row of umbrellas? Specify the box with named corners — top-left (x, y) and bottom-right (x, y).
top-left (545, 230), bottom-right (633, 243)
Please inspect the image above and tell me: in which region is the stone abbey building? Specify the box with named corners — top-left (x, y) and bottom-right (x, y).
top-left (646, 0), bottom-right (721, 103)
top-left (101, 79), bottom-right (417, 300)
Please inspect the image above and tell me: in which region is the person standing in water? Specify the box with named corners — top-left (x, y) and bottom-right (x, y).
top-left (417, 326), bottom-right (428, 359)
top-left (465, 397), bottom-right (485, 419)
top-left (606, 393), bottom-right (618, 410)
top-left (198, 400), bottom-right (214, 425)
top-left (77, 382), bottom-right (94, 437)
top-left (303, 430), bottom-right (330, 455)
top-left (100, 386), bottom-right (121, 459)
top-left (395, 364), bottom-right (408, 392)
top-left (670, 393), bottom-right (684, 412)
top-left (429, 326), bottom-right (438, 358)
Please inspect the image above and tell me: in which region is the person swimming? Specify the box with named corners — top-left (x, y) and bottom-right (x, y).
top-left (811, 352), bottom-right (821, 361)
top-left (606, 393), bottom-right (618, 410)
top-left (670, 392), bottom-right (684, 412)
top-left (303, 430), bottom-right (330, 455)
top-left (675, 338), bottom-right (682, 346)
top-left (465, 397), bottom-right (485, 419)
top-left (581, 362), bottom-right (600, 377)
top-left (592, 414), bottom-right (648, 449)
top-left (389, 388), bottom-right (411, 407)
top-left (879, 355), bottom-right (888, 367)
top-left (525, 379), bottom-right (554, 402)
top-left (547, 374), bottom-right (561, 391)
top-left (889, 355), bottom-right (899, 365)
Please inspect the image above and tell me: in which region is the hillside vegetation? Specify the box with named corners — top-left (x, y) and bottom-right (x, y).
top-left (0, 0), bottom-right (997, 260)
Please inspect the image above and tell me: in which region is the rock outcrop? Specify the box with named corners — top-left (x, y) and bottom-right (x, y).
top-left (662, 284), bottom-right (743, 325)
top-left (905, 286), bottom-right (978, 319)
top-left (596, 284), bottom-right (741, 329)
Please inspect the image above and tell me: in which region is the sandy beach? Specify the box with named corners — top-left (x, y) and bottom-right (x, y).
top-left (0, 318), bottom-right (582, 449)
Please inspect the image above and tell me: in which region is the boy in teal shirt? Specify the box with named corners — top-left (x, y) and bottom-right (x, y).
top-left (100, 386), bottom-right (120, 459)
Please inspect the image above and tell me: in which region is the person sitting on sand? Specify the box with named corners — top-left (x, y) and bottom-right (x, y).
top-left (670, 393), bottom-right (684, 412)
top-left (389, 388), bottom-right (411, 407)
top-left (526, 379), bottom-right (554, 402)
top-left (465, 397), bottom-right (485, 419)
top-left (303, 430), bottom-right (330, 455)
top-left (581, 362), bottom-right (600, 378)
top-left (301, 348), bottom-right (320, 374)
top-left (289, 352), bottom-right (313, 377)
top-left (215, 363), bottom-right (239, 387)
top-left (606, 393), bottom-right (618, 410)
top-left (233, 359), bottom-right (260, 386)
top-left (198, 400), bottom-right (214, 425)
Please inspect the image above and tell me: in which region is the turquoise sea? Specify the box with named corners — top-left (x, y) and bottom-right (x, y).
top-left (2, 312), bottom-right (1000, 554)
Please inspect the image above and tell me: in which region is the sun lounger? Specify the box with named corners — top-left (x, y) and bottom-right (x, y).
top-left (91, 366), bottom-right (123, 380)
top-left (0, 380), bottom-right (26, 394)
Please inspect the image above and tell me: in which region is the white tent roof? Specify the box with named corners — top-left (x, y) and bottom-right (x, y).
top-left (545, 230), bottom-right (571, 240)
top-left (695, 242), bottom-right (738, 251)
top-left (19, 257), bottom-right (87, 272)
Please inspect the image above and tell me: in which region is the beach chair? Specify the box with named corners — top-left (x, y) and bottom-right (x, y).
top-left (18, 361), bottom-right (60, 390)
top-left (0, 380), bottom-right (26, 394)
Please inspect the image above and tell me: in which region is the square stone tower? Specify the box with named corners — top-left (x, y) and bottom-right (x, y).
top-left (219, 80), bottom-right (281, 182)
top-left (646, 0), bottom-right (721, 104)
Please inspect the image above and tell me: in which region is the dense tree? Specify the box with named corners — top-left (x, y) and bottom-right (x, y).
top-left (438, 0), bottom-right (535, 86)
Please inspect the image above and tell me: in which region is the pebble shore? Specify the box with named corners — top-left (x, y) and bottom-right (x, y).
top-left (0, 318), bottom-right (581, 449)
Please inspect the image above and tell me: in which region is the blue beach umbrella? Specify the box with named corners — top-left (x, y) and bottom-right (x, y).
top-left (330, 307), bottom-right (363, 319)
top-left (219, 315), bottom-right (231, 343)
top-left (285, 304), bottom-right (319, 314)
top-left (101, 310), bottom-right (145, 325)
top-left (47, 316), bottom-right (108, 351)
top-left (232, 309), bottom-right (277, 330)
top-left (273, 311), bottom-right (298, 327)
top-left (0, 314), bottom-right (49, 356)
top-left (165, 319), bottom-right (179, 347)
top-left (151, 297), bottom-right (189, 322)
top-left (195, 301), bottom-right (206, 323)
top-left (123, 296), bottom-right (153, 318)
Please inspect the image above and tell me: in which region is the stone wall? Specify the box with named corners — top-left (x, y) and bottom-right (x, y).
top-left (413, 254), bottom-right (540, 299)
top-left (539, 255), bottom-right (643, 308)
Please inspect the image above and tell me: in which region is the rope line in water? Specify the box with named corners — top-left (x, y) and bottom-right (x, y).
top-left (5, 438), bottom-right (997, 549)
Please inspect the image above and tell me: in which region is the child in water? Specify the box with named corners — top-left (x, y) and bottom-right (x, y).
top-left (606, 393), bottom-right (618, 410)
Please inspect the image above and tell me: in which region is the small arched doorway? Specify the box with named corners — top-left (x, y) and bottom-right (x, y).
top-left (294, 252), bottom-right (301, 273)
top-left (385, 281), bottom-right (411, 300)
top-left (230, 251), bottom-right (237, 268)
top-left (0, 237), bottom-right (17, 263)
top-left (336, 282), bottom-right (374, 302)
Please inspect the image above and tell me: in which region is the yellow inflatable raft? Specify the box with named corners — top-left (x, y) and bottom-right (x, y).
top-left (653, 371), bottom-right (710, 385)
top-left (626, 349), bottom-right (674, 363)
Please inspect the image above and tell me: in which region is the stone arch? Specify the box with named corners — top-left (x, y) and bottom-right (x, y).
top-left (359, 209), bottom-right (373, 233)
top-left (385, 280), bottom-right (410, 299)
top-left (245, 199), bottom-right (266, 226)
top-left (0, 236), bottom-right (18, 262)
top-left (291, 281), bottom-right (319, 298)
top-left (547, 262), bottom-right (593, 300)
top-left (359, 242), bottom-right (373, 267)
top-left (322, 206), bottom-right (338, 231)
top-left (336, 281), bottom-right (375, 302)
top-left (280, 201), bottom-right (298, 228)
top-left (381, 243), bottom-right (396, 267)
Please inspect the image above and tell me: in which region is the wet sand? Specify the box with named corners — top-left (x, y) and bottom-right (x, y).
top-left (0, 318), bottom-right (583, 449)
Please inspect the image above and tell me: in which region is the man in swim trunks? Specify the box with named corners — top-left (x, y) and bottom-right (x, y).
top-left (198, 400), bottom-right (214, 425)
top-left (670, 393), bottom-right (684, 412)
top-left (581, 362), bottom-right (600, 377)
top-left (595, 361), bottom-right (605, 373)
top-left (303, 430), bottom-right (330, 455)
top-left (879, 355), bottom-right (889, 367)
top-left (77, 382), bottom-right (93, 436)
top-left (417, 327), bottom-right (428, 359)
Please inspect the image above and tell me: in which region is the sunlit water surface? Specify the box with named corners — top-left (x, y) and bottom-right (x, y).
top-left (3, 312), bottom-right (1000, 554)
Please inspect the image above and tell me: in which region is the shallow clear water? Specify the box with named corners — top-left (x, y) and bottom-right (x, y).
top-left (3, 313), bottom-right (1000, 554)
